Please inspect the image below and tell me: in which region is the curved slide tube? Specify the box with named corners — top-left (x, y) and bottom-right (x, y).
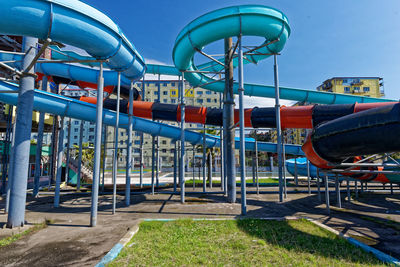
top-left (169, 5), bottom-right (394, 105)
top-left (80, 97), bottom-right (396, 129)
top-left (303, 103), bottom-right (400, 169)
top-left (41, 47), bottom-right (395, 105)
top-left (0, 81), bottom-right (304, 156)
top-left (0, 0), bottom-right (146, 80)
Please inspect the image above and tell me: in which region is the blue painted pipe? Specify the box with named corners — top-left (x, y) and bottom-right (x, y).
top-left (0, 0), bottom-right (146, 80)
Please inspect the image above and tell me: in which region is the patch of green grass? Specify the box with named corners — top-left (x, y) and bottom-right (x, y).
top-left (109, 219), bottom-right (383, 266)
top-left (0, 220), bottom-right (49, 248)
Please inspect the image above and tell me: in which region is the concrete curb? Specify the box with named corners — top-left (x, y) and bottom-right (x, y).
top-left (307, 218), bottom-right (400, 266)
top-left (95, 224), bottom-right (139, 267)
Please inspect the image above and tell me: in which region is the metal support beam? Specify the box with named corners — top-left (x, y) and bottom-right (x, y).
top-left (33, 111), bottom-right (45, 197)
top-left (192, 145), bottom-right (195, 190)
top-left (274, 54), bottom-right (283, 203)
top-left (77, 120), bottom-right (84, 191)
top-left (173, 142), bottom-right (177, 192)
top-left (7, 37), bottom-right (37, 228)
top-left (355, 180), bottom-right (359, 199)
top-left (281, 135), bottom-right (287, 199)
top-left (125, 80), bottom-right (134, 206)
top-left (335, 174), bottom-right (341, 208)
top-left (202, 126), bottom-right (206, 193)
top-left (1, 105), bottom-right (12, 195)
top-left (294, 157), bottom-right (298, 186)
top-left (65, 118), bottom-right (72, 183)
top-left (307, 159), bottom-right (311, 195)
top-left (224, 37), bottom-right (236, 203)
top-left (325, 175), bottom-right (330, 215)
top-left (151, 136), bottom-right (155, 195)
top-left (346, 177), bottom-right (350, 202)
top-left (179, 73), bottom-right (186, 203)
top-left (316, 168), bottom-right (321, 202)
top-left (90, 62), bottom-right (104, 227)
top-left (208, 150), bottom-right (213, 189)
top-left (254, 131), bottom-right (259, 194)
top-left (156, 74), bottom-right (161, 188)
top-left (101, 125), bottom-right (107, 192)
top-left (112, 72), bottom-right (121, 214)
top-left (54, 117), bottom-right (65, 208)
top-left (5, 117), bottom-right (16, 214)
top-left (139, 77), bottom-right (145, 189)
top-left (238, 36), bottom-right (246, 215)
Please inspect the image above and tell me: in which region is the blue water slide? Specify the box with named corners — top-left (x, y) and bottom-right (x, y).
top-left (286, 157), bottom-right (336, 179)
top-left (0, 0), bottom-right (146, 81)
top-left (0, 81), bottom-right (304, 155)
top-left (170, 5), bottom-right (395, 105)
top-left (44, 49), bottom-right (395, 105)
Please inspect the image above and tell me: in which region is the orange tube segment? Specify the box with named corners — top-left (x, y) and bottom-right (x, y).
top-left (281, 105), bottom-right (314, 129)
top-left (132, 101), bottom-right (153, 119)
top-left (179, 105), bottom-right (207, 124)
top-left (354, 102), bottom-right (396, 113)
top-left (234, 108), bottom-right (253, 127)
top-left (80, 96), bottom-right (98, 105)
top-left (302, 134), bottom-right (330, 169)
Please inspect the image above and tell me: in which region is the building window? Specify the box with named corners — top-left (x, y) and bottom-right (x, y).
top-left (207, 98), bottom-right (211, 103)
top-left (344, 87), bottom-right (350, 93)
top-left (197, 91), bottom-right (203, 95)
top-left (163, 99), bottom-right (168, 103)
top-left (74, 135), bottom-right (78, 139)
top-left (163, 91), bottom-right (168, 95)
top-left (206, 91), bottom-right (212, 95)
top-left (214, 99), bottom-right (217, 103)
top-left (171, 91), bottom-right (176, 95)
top-left (74, 121), bottom-right (79, 125)
top-left (197, 99), bottom-right (203, 104)
top-left (163, 83), bottom-right (167, 87)
top-left (162, 149), bottom-right (167, 153)
top-left (154, 91), bottom-right (159, 96)
top-left (134, 149), bottom-right (140, 153)
top-left (74, 128), bottom-right (78, 132)
top-left (162, 140), bottom-right (167, 145)
top-left (134, 140), bottom-right (140, 145)
top-left (89, 128), bottom-right (94, 132)
top-left (343, 79), bottom-right (348, 83)
top-left (171, 82), bottom-right (175, 87)
top-left (353, 87), bottom-right (360, 92)
top-left (171, 99), bottom-right (176, 103)
top-left (363, 87), bottom-right (370, 92)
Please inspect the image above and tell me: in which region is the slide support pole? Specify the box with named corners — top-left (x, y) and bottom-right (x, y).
top-left (7, 37), bottom-right (37, 228)
top-left (90, 62), bottom-right (104, 227)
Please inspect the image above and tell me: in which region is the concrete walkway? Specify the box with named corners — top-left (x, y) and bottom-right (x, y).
top-left (0, 181), bottom-right (399, 266)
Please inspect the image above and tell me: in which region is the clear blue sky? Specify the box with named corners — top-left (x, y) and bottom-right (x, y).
top-left (83, 0), bottom-right (400, 100)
